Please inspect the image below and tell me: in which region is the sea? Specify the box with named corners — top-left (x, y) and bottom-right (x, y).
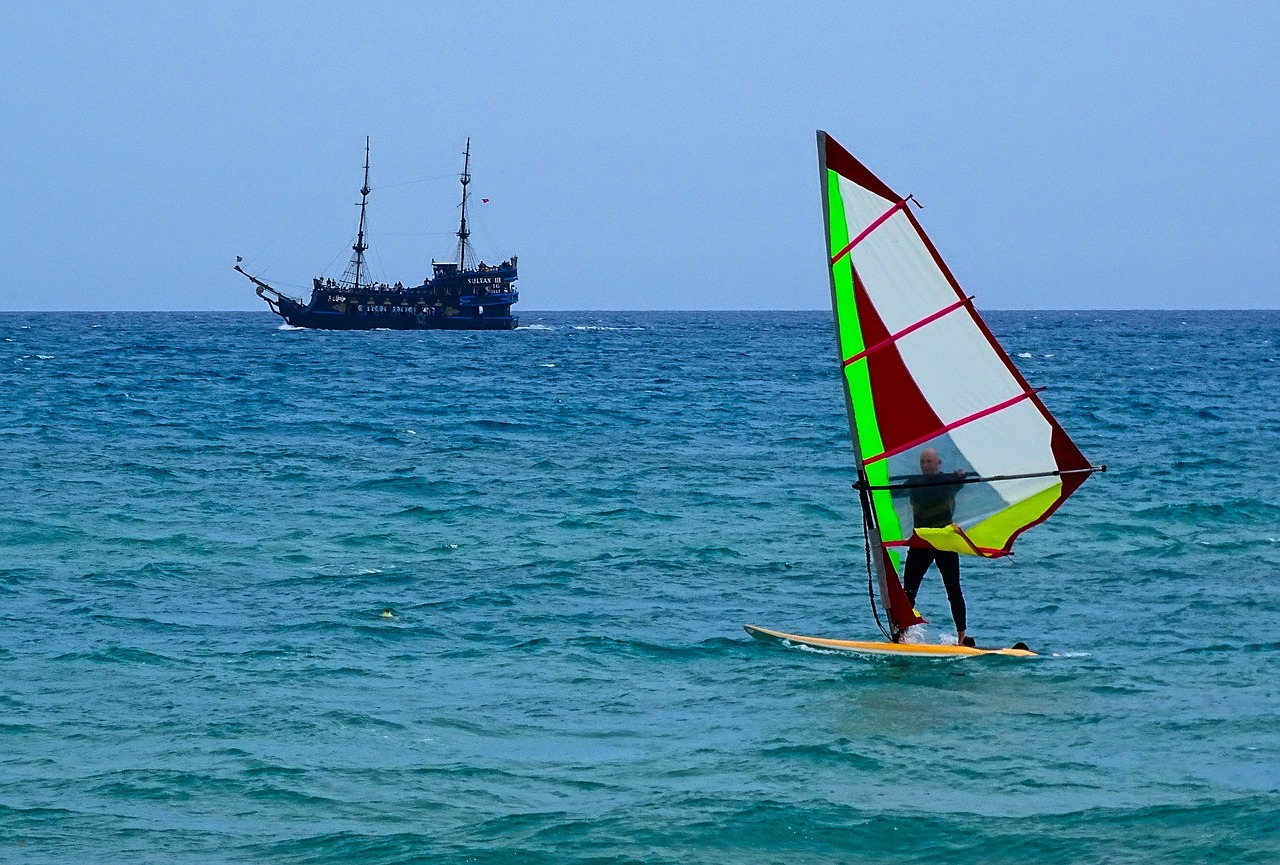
top-left (1, 309), bottom-right (1277, 864)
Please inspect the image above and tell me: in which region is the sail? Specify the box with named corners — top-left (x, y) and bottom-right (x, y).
top-left (818, 131), bottom-right (1097, 629)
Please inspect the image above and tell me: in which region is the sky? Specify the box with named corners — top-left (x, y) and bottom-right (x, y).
top-left (0, 2), bottom-right (1276, 311)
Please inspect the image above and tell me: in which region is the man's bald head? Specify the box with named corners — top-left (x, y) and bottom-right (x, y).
top-left (919, 448), bottom-right (942, 474)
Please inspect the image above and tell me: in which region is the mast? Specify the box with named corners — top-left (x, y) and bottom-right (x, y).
top-left (456, 138), bottom-right (472, 271)
top-left (817, 130), bottom-right (898, 640)
top-left (341, 137), bottom-right (372, 290)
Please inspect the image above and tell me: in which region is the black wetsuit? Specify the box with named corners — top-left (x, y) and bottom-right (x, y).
top-left (897, 472), bottom-right (966, 631)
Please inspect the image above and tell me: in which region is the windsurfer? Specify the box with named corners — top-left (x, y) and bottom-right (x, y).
top-left (897, 448), bottom-right (973, 646)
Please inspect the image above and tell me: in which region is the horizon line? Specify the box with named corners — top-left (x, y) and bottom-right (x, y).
top-left (1, 307), bottom-right (1277, 314)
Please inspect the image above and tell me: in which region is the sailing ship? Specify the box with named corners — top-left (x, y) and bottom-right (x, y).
top-left (746, 131), bottom-right (1104, 657)
top-left (236, 138), bottom-right (518, 330)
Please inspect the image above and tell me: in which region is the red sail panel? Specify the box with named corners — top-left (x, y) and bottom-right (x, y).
top-left (882, 549), bottom-right (926, 632)
top-left (852, 273), bottom-right (944, 457)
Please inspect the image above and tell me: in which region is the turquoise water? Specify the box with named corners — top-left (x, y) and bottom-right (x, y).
top-left (2, 310), bottom-right (1277, 863)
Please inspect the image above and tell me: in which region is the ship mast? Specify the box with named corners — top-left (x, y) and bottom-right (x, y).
top-left (341, 137), bottom-right (372, 291)
top-left (456, 138), bottom-right (472, 272)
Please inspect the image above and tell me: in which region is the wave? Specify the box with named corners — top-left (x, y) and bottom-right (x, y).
top-left (798, 502), bottom-right (845, 521)
top-left (419, 591), bottom-right (517, 611)
top-left (1135, 498), bottom-right (1280, 526)
top-left (469, 418), bottom-right (537, 430)
top-left (392, 503), bottom-right (486, 519)
top-left (591, 506), bottom-right (679, 521)
top-left (1176, 641), bottom-right (1280, 655)
top-left (53, 645), bottom-right (187, 666)
top-left (691, 545), bottom-right (745, 561)
top-left (758, 739), bottom-right (883, 770)
top-left (353, 476), bottom-right (473, 495)
top-left (317, 709), bottom-right (406, 731)
top-left (566, 635), bottom-right (744, 660)
top-left (215, 793), bottom-right (1280, 864)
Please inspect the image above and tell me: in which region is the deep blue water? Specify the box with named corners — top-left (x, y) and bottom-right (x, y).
top-left (1, 309), bottom-right (1278, 863)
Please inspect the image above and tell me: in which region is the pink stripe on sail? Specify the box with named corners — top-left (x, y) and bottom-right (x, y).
top-left (843, 296), bottom-right (975, 368)
top-left (864, 387), bottom-right (1045, 464)
top-left (829, 200), bottom-right (907, 265)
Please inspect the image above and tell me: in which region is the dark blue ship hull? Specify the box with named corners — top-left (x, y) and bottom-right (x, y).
top-left (251, 260), bottom-right (519, 331)
top-left (278, 307), bottom-right (517, 330)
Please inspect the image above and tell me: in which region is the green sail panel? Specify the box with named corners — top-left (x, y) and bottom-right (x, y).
top-left (826, 168), bottom-right (904, 569)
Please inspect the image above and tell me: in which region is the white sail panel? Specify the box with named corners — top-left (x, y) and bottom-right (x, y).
top-left (895, 314), bottom-right (1029, 423)
top-left (834, 173), bottom-right (897, 231)
top-left (835, 178), bottom-right (952, 329)
top-left (946, 406), bottom-right (1060, 494)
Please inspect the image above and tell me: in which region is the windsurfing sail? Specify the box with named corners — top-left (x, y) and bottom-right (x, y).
top-left (817, 130), bottom-right (1102, 639)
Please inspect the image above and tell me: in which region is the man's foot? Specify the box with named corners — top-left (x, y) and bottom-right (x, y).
top-left (960, 635), bottom-right (976, 647)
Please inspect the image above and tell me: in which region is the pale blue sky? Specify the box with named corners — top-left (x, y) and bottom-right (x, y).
top-left (1, 2), bottom-right (1276, 310)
